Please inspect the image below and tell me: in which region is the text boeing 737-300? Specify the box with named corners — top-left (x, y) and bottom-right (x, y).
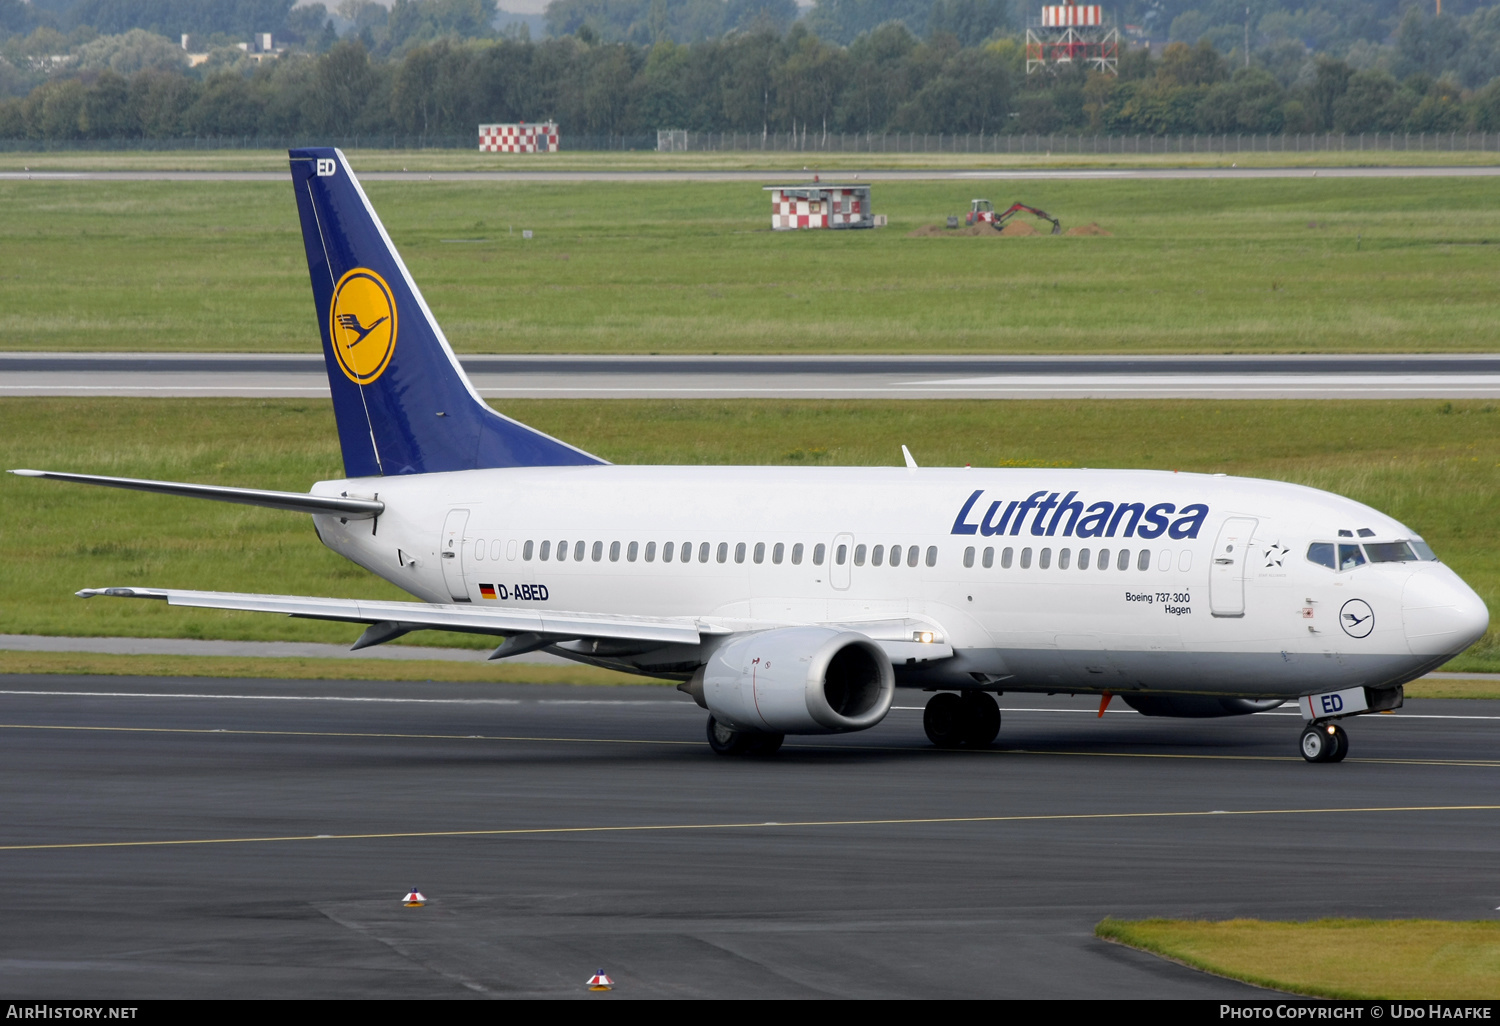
top-left (11, 148), bottom-right (1489, 763)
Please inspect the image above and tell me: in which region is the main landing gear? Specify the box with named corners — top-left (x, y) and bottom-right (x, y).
top-left (1299, 722), bottom-right (1348, 763)
top-left (923, 691), bottom-right (1001, 749)
top-left (706, 715), bottom-right (785, 756)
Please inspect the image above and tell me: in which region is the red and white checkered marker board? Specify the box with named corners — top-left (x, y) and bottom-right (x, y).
top-left (768, 187), bottom-right (868, 230)
top-left (587, 970), bottom-right (614, 987)
top-left (403, 890), bottom-right (426, 905)
top-left (479, 123), bottom-right (560, 153)
top-left (1041, 5), bottom-right (1102, 26)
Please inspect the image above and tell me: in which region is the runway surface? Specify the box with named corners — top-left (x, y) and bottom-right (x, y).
top-left (9, 353), bottom-right (1500, 399)
top-left (2, 165), bottom-right (1498, 183)
top-left (1, 673), bottom-right (1496, 999)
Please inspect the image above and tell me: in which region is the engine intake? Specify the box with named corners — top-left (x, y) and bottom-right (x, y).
top-left (701, 627), bottom-right (895, 735)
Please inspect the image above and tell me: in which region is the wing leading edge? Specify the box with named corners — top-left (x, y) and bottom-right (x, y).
top-left (76, 587), bottom-right (708, 655)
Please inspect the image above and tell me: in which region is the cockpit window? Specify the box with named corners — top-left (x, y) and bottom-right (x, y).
top-left (1338, 544), bottom-right (1366, 570)
top-left (1411, 538), bottom-right (1438, 561)
top-left (1306, 542), bottom-right (1336, 569)
top-left (1365, 541), bottom-right (1418, 563)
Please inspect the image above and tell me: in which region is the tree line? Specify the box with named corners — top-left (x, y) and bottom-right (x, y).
top-left (5, 10), bottom-right (1500, 142)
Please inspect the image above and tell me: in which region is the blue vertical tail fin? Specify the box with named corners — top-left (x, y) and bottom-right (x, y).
top-left (289, 147), bottom-right (605, 478)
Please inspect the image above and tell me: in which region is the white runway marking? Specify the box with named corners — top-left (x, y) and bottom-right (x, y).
top-left (10, 353), bottom-right (1500, 399)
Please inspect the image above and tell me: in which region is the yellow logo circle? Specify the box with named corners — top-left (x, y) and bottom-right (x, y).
top-left (329, 268), bottom-right (397, 385)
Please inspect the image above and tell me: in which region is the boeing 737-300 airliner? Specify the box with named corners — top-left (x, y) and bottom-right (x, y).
top-left (12, 148), bottom-right (1490, 763)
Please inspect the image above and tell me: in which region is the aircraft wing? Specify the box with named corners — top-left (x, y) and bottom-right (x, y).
top-left (76, 587), bottom-right (709, 652)
top-left (75, 589), bottom-right (954, 665)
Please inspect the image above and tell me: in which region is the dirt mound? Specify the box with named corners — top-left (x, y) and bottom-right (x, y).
top-left (998, 220), bottom-right (1039, 236)
top-left (1064, 222), bottom-right (1112, 236)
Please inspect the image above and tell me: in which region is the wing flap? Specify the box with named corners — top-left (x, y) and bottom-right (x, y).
top-left (76, 587), bottom-right (703, 646)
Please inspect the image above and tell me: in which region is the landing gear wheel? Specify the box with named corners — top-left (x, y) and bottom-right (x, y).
top-left (707, 715), bottom-right (753, 755)
top-left (1299, 724), bottom-right (1339, 763)
top-left (1328, 723), bottom-right (1349, 763)
top-left (706, 716), bottom-right (783, 756)
top-left (745, 732), bottom-right (785, 756)
top-left (923, 693), bottom-right (966, 748)
top-left (961, 691), bottom-right (1001, 747)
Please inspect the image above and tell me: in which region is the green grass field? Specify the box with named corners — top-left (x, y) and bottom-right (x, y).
top-left (1097, 918), bottom-right (1500, 998)
top-left (2, 176), bottom-right (1498, 354)
top-left (3, 397), bottom-right (1495, 672)
top-left (0, 649), bottom-right (644, 684)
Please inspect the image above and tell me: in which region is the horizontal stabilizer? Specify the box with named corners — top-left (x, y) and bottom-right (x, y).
top-left (76, 587), bottom-right (705, 647)
top-left (11, 470), bottom-right (383, 519)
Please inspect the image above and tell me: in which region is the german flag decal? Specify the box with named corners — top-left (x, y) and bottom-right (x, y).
top-left (479, 583), bottom-right (497, 600)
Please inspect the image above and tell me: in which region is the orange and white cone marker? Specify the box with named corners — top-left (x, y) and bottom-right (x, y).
top-left (586, 969), bottom-right (614, 991)
top-left (403, 889), bottom-right (426, 907)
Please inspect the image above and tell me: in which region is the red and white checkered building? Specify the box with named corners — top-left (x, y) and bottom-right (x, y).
top-left (478, 123), bottom-right (560, 153)
top-left (764, 184), bottom-right (874, 230)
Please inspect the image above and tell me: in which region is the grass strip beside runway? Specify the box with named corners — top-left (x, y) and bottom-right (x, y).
top-left (0, 652), bottom-right (1494, 696)
top-left (7, 397), bottom-right (1498, 666)
top-left (0, 650), bottom-right (645, 684)
top-left (1097, 918), bottom-right (1500, 999)
top-left (4, 396), bottom-right (1495, 670)
top-left (3, 176), bottom-right (1499, 354)
top-left (1404, 679), bottom-right (1500, 699)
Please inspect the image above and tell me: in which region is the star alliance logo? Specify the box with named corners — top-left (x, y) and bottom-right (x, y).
top-left (1263, 543), bottom-right (1289, 568)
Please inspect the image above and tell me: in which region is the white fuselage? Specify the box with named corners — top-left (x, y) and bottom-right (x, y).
top-left (310, 465), bottom-right (1488, 699)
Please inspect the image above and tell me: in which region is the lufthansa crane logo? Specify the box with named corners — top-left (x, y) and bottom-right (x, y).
top-left (1339, 598), bottom-right (1375, 639)
top-left (328, 268), bottom-right (397, 385)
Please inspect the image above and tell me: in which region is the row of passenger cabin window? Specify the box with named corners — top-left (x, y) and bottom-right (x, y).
top-left (1306, 539), bottom-right (1437, 572)
top-left (501, 539), bottom-right (940, 567)
top-left (961, 545), bottom-right (1189, 573)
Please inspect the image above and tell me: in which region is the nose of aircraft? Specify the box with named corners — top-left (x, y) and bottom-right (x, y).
top-left (1403, 566), bottom-right (1490, 657)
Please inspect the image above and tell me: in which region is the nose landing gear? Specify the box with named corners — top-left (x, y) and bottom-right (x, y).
top-left (923, 691), bottom-right (1001, 748)
top-left (1299, 722), bottom-right (1348, 763)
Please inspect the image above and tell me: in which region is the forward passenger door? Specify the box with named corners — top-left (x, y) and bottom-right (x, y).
top-left (1209, 517), bottom-right (1258, 618)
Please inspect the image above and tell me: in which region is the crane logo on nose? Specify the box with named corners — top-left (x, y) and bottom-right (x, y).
top-left (1339, 599), bottom-right (1375, 639)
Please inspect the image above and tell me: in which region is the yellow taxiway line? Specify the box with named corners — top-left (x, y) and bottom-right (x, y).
top-left (1, 804), bottom-right (1497, 853)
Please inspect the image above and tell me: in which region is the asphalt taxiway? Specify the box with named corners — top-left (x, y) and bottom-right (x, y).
top-left (1, 674), bottom-right (1496, 998)
top-left (8, 353), bottom-right (1500, 400)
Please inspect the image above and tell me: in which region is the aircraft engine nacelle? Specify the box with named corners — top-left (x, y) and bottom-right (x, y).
top-left (703, 627), bottom-right (895, 735)
top-left (1120, 694), bottom-right (1284, 718)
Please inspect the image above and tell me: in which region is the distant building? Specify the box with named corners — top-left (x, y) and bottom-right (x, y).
top-left (479, 123), bottom-right (561, 154)
top-left (764, 183), bottom-right (877, 230)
